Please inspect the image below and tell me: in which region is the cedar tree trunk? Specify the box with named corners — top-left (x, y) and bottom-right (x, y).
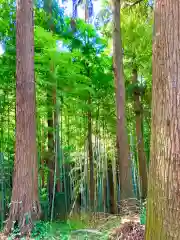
top-left (146, 0), bottom-right (180, 239)
top-left (4, 0), bottom-right (40, 236)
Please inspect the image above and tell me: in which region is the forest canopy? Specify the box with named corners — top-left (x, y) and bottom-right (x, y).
top-left (3, 0), bottom-right (179, 239)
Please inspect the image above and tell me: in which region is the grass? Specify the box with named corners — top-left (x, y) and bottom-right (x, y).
top-left (31, 213), bottom-right (122, 239)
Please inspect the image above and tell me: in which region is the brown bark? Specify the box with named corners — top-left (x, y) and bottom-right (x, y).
top-left (112, 0), bottom-right (134, 200)
top-left (4, 0), bottom-right (40, 235)
top-left (108, 163), bottom-right (116, 214)
top-left (132, 69), bottom-right (148, 200)
top-left (146, 1), bottom-right (180, 239)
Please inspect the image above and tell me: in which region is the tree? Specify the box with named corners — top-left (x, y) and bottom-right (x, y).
top-left (45, 0), bottom-right (56, 217)
top-left (132, 68), bottom-right (147, 200)
top-left (112, 0), bottom-right (134, 201)
top-left (4, 0), bottom-right (40, 235)
top-left (0, 0), bottom-right (155, 225)
top-left (120, 3), bottom-right (152, 200)
top-left (146, 1), bottom-right (180, 239)
top-left (43, 0), bottom-right (61, 219)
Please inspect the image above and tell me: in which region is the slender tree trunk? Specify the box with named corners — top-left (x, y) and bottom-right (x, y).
top-left (108, 163), bottom-right (116, 214)
top-left (41, 119), bottom-right (45, 188)
top-left (44, 0), bottom-right (60, 215)
top-left (44, 0), bottom-right (55, 212)
top-left (112, 0), bottom-right (134, 200)
top-left (4, 0), bottom-right (40, 235)
top-left (146, 1), bottom-right (180, 239)
top-left (132, 69), bottom-right (147, 200)
top-left (87, 95), bottom-right (94, 210)
top-left (85, 0), bottom-right (89, 22)
top-left (53, 91), bottom-right (61, 193)
top-left (84, 0), bottom-right (94, 211)
top-left (47, 91), bottom-right (54, 211)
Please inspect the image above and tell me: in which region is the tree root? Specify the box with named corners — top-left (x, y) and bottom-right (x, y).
top-left (4, 200), bottom-right (40, 238)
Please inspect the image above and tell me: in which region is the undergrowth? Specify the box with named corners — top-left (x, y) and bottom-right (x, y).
top-left (4, 207), bottom-right (146, 239)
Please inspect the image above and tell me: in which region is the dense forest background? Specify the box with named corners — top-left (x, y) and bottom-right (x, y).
top-left (1, 0), bottom-right (179, 239)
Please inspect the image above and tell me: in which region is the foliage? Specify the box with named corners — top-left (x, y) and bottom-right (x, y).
top-left (0, 0), bottom-right (152, 236)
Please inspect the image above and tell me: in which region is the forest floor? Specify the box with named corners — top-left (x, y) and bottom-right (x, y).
top-left (0, 213), bottom-right (145, 239)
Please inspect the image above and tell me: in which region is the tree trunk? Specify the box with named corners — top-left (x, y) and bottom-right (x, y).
top-left (88, 95), bottom-right (94, 210)
top-left (44, 0), bottom-right (54, 212)
top-left (44, 0), bottom-right (61, 215)
top-left (41, 119), bottom-right (45, 188)
top-left (83, 0), bottom-right (94, 211)
top-left (4, 0), bottom-right (41, 235)
top-left (108, 162), bottom-right (116, 214)
top-left (132, 69), bottom-right (148, 200)
top-left (146, 1), bottom-right (180, 239)
top-left (47, 90), bottom-right (54, 212)
top-left (53, 91), bottom-right (61, 193)
top-left (85, 0), bottom-right (89, 22)
top-left (112, 0), bottom-right (134, 200)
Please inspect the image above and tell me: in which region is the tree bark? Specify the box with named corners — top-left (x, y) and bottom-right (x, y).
top-left (146, 1), bottom-right (180, 239)
top-left (132, 69), bottom-right (148, 200)
top-left (112, 0), bottom-right (134, 200)
top-left (4, 0), bottom-right (40, 235)
top-left (108, 162), bottom-right (116, 214)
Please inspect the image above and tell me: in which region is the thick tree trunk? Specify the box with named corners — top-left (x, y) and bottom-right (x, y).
top-left (146, 1), bottom-right (180, 239)
top-left (132, 69), bottom-right (148, 200)
top-left (4, 0), bottom-right (40, 235)
top-left (112, 0), bottom-right (134, 200)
